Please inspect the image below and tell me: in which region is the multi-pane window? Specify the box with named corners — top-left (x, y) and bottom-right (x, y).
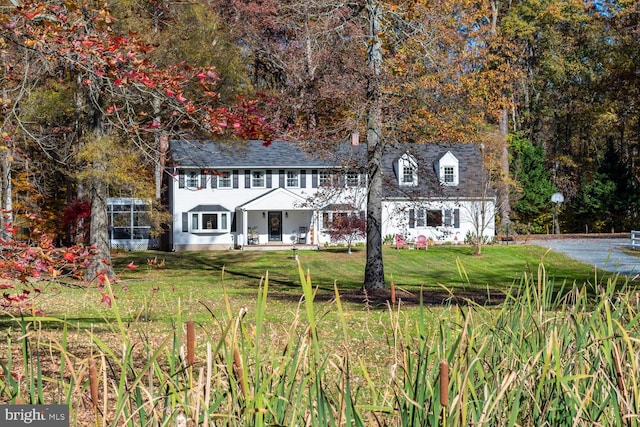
top-left (286, 170), bottom-right (299, 187)
top-left (402, 164), bottom-right (416, 185)
top-left (108, 199), bottom-right (151, 240)
top-left (252, 170), bottom-right (265, 188)
top-left (186, 171), bottom-right (199, 188)
top-left (443, 166), bottom-right (455, 184)
top-left (399, 155), bottom-right (417, 186)
top-left (218, 171), bottom-right (231, 188)
top-left (319, 171), bottom-right (332, 186)
top-left (345, 171), bottom-right (360, 187)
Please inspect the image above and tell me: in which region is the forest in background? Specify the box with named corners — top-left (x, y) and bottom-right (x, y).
top-left (1, 0), bottom-right (638, 250)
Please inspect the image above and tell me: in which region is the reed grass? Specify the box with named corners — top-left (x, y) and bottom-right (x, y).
top-left (0, 261), bottom-right (638, 426)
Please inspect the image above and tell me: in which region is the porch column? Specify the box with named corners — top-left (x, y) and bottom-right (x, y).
top-left (242, 209), bottom-right (248, 246)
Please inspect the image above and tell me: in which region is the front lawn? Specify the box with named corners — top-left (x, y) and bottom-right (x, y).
top-left (0, 244), bottom-right (635, 426)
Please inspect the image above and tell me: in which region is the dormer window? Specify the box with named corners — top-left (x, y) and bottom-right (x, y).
top-left (398, 154), bottom-right (418, 186)
top-left (438, 151), bottom-right (459, 186)
top-left (443, 166), bottom-right (455, 184)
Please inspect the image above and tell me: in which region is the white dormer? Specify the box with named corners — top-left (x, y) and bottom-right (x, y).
top-left (398, 153), bottom-right (418, 186)
top-left (438, 151), bottom-right (459, 186)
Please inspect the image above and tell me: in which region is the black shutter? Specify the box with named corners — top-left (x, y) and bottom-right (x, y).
top-left (300, 170), bottom-right (306, 188)
top-left (233, 170), bottom-right (239, 188)
top-left (178, 171), bottom-right (185, 188)
top-left (200, 171), bottom-right (207, 189)
top-left (266, 169), bottom-right (272, 188)
top-left (182, 213), bottom-right (188, 232)
top-left (312, 170), bottom-right (318, 188)
top-left (231, 213), bottom-right (237, 232)
top-left (245, 170), bottom-right (251, 188)
top-left (454, 209), bottom-right (460, 228)
top-left (279, 169), bottom-right (285, 187)
top-left (211, 173), bottom-right (217, 188)
top-left (444, 209), bottom-right (451, 227)
top-left (409, 209), bottom-right (415, 229)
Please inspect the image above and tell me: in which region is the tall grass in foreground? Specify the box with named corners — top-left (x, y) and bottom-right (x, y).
top-left (0, 262), bottom-right (639, 426)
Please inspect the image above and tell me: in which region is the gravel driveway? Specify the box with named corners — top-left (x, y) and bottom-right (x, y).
top-left (530, 238), bottom-right (639, 276)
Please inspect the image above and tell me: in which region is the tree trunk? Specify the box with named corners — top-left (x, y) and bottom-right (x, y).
top-left (82, 91), bottom-right (115, 281)
top-left (0, 147), bottom-right (13, 242)
top-left (363, 0), bottom-right (385, 291)
top-left (156, 133), bottom-right (169, 201)
top-left (491, 2), bottom-right (511, 229)
top-left (498, 108), bottom-right (511, 228)
top-left (88, 169), bottom-right (114, 280)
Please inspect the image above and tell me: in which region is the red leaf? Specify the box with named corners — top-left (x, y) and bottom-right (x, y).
top-left (127, 262), bottom-right (138, 270)
top-left (100, 293), bottom-right (112, 307)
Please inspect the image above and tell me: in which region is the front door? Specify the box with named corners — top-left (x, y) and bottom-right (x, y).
top-left (268, 211), bottom-right (282, 242)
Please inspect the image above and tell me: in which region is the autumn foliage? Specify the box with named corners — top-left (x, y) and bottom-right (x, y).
top-left (4, 1), bottom-right (275, 142)
top-left (326, 213), bottom-right (366, 253)
top-left (0, 214), bottom-right (96, 314)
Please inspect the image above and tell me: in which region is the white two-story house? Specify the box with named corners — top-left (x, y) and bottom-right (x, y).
top-left (164, 139), bottom-right (495, 251)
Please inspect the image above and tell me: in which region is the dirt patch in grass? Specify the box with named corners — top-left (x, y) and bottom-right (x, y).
top-left (271, 287), bottom-right (506, 308)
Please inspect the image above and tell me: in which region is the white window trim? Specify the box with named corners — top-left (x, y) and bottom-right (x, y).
top-left (443, 166), bottom-right (455, 184)
top-left (251, 170), bottom-right (266, 188)
top-left (439, 152), bottom-right (459, 186)
top-left (217, 171), bottom-right (232, 189)
top-left (399, 154), bottom-right (418, 186)
top-left (319, 171), bottom-right (332, 187)
top-left (345, 171), bottom-right (360, 188)
top-left (286, 170), bottom-right (299, 188)
top-left (186, 171), bottom-right (199, 189)
top-left (108, 199), bottom-right (152, 240)
top-left (189, 211), bottom-right (230, 233)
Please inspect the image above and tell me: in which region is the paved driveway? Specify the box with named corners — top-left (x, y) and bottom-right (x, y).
top-left (530, 238), bottom-right (639, 276)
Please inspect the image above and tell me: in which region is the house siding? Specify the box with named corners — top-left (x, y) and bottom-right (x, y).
top-left (165, 140), bottom-right (495, 251)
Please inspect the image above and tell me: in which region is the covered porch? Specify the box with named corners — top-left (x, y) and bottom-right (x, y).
top-left (236, 188), bottom-right (316, 248)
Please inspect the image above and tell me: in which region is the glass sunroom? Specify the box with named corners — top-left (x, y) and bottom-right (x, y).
top-left (107, 198), bottom-right (159, 250)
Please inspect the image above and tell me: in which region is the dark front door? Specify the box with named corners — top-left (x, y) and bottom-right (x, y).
top-left (268, 211), bottom-right (282, 242)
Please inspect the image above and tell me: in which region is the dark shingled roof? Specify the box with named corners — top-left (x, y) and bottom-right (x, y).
top-left (381, 143), bottom-right (487, 199)
top-left (169, 140), bottom-right (487, 198)
top-left (169, 140), bottom-right (348, 168)
top-left (188, 205), bottom-right (229, 212)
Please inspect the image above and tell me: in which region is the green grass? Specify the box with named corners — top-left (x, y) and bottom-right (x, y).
top-left (0, 244), bottom-right (638, 425)
top-left (19, 244), bottom-right (599, 327)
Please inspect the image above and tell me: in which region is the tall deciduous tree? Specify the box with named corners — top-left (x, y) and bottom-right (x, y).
top-left (495, 0), bottom-right (640, 232)
top-left (217, 0), bottom-right (511, 289)
top-left (2, 1), bottom-right (272, 279)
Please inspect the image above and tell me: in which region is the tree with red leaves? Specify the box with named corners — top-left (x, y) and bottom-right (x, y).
top-left (1, 1), bottom-right (274, 281)
top-left (326, 212), bottom-right (366, 255)
top-left (0, 214), bottom-right (95, 314)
